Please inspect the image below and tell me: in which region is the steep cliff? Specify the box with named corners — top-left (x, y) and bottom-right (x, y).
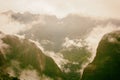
top-left (0, 32), bottom-right (64, 80)
top-left (81, 31), bottom-right (120, 80)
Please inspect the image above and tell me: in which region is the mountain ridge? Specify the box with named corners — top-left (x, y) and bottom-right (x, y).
top-left (0, 32), bottom-right (64, 80)
top-left (81, 30), bottom-right (120, 80)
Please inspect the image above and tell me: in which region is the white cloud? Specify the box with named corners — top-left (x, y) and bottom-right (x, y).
top-left (6, 60), bottom-right (21, 77)
top-left (44, 51), bottom-right (69, 69)
top-left (0, 14), bottom-right (26, 34)
top-left (0, 0), bottom-right (120, 18)
top-left (40, 40), bottom-right (54, 45)
top-left (29, 39), bottom-right (45, 52)
top-left (85, 23), bottom-right (120, 62)
top-left (62, 37), bottom-right (83, 48)
top-left (19, 69), bottom-right (40, 80)
top-left (29, 39), bottom-right (68, 69)
top-left (0, 32), bottom-right (9, 58)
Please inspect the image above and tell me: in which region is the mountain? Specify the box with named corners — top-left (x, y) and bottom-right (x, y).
top-left (0, 71), bottom-right (19, 80)
top-left (0, 32), bottom-right (64, 80)
top-left (10, 12), bottom-right (120, 80)
top-left (13, 12), bottom-right (120, 52)
top-left (81, 30), bottom-right (120, 80)
top-left (1, 11), bottom-right (120, 52)
top-left (1, 11), bottom-right (120, 80)
top-left (61, 46), bottom-right (91, 80)
top-left (17, 14), bottom-right (96, 52)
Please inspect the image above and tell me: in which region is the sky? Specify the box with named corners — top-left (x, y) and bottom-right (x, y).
top-left (0, 0), bottom-right (120, 18)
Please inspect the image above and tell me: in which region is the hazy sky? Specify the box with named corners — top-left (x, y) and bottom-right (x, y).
top-left (0, 0), bottom-right (120, 18)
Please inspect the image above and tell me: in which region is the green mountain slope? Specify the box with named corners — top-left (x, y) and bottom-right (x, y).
top-left (0, 32), bottom-right (64, 80)
top-left (81, 31), bottom-right (120, 80)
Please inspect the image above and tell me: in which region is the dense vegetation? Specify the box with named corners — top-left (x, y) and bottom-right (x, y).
top-left (81, 31), bottom-right (120, 80)
top-left (0, 34), bottom-right (64, 80)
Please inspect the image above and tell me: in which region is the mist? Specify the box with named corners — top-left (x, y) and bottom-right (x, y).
top-left (0, 10), bottom-right (120, 80)
top-left (0, 0), bottom-right (120, 79)
top-left (85, 23), bottom-right (120, 62)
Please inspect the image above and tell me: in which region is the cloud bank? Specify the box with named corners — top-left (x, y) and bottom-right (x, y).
top-left (0, 0), bottom-right (120, 19)
top-left (85, 23), bottom-right (120, 62)
top-left (0, 13), bottom-right (26, 34)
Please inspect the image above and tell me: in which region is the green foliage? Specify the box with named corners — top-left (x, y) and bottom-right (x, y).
top-left (61, 46), bottom-right (91, 80)
top-left (43, 56), bottom-right (64, 79)
top-left (63, 63), bottom-right (81, 80)
top-left (2, 35), bottom-right (43, 71)
top-left (61, 47), bottom-right (91, 63)
top-left (0, 34), bottom-right (65, 80)
top-left (81, 31), bottom-right (120, 80)
top-left (0, 71), bottom-right (19, 80)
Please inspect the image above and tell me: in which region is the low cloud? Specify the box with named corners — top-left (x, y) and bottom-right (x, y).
top-left (62, 37), bottom-right (83, 48)
top-left (19, 69), bottom-right (40, 80)
top-left (0, 13), bottom-right (26, 34)
top-left (6, 60), bottom-right (21, 77)
top-left (1, 11), bottom-right (120, 79)
top-left (29, 39), bottom-right (68, 69)
top-left (85, 23), bottom-right (120, 62)
top-left (0, 32), bottom-right (9, 58)
top-left (45, 51), bottom-right (69, 69)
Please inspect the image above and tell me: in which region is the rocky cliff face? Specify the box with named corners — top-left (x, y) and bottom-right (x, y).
top-left (81, 31), bottom-right (120, 80)
top-left (0, 32), bottom-right (64, 80)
